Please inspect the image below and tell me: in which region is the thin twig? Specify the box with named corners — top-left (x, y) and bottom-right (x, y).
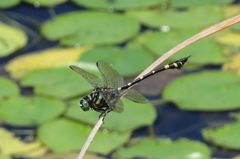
top-left (77, 116), bottom-right (104, 159)
top-left (77, 14), bottom-right (240, 159)
top-left (137, 14), bottom-right (240, 78)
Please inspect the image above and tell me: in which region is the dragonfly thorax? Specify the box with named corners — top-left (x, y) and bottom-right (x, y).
top-left (79, 88), bottom-right (111, 113)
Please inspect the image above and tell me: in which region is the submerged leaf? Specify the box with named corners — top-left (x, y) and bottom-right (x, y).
top-left (0, 96), bottom-right (65, 126)
top-left (37, 118), bottom-right (131, 154)
top-left (6, 47), bottom-right (92, 79)
top-left (202, 121), bottom-right (240, 150)
top-left (0, 23), bottom-right (27, 57)
top-left (115, 138), bottom-right (211, 159)
top-left (163, 71), bottom-right (240, 111)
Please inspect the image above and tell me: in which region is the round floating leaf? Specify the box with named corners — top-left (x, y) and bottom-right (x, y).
top-left (138, 30), bottom-right (226, 66)
top-left (65, 98), bottom-right (156, 132)
top-left (20, 67), bottom-right (94, 99)
top-left (0, 128), bottom-right (47, 157)
top-left (214, 30), bottom-right (240, 46)
top-left (0, 77), bottom-right (19, 99)
top-left (222, 53), bottom-right (240, 74)
top-left (202, 121), bottom-right (240, 150)
top-left (0, 0), bottom-right (20, 8)
top-left (0, 23), bottom-right (27, 57)
top-left (163, 71), bottom-right (240, 111)
top-left (0, 96), bottom-right (65, 126)
top-left (23, 0), bottom-right (67, 7)
top-left (80, 46), bottom-right (155, 77)
top-left (41, 11), bottom-right (140, 46)
top-left (125, 5), bottom-right (223, 29)
top-left (115, 138), bottom-right (211, 159)
top-left (0, 154), bottom-right (11, 159)
top-left (6, 47), bottom-right (91, 79)
top-left (37, 118), bottom-right (131, 154)
top-left (170, 0), bottom-right (234, 8)
top-left (72, 0), bottom-right (165, 10)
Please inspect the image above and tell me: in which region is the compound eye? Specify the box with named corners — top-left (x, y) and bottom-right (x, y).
top-left (79, 99), bottom-right (89, 111)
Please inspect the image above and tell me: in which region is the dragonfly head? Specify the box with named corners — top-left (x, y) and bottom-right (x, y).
top-left (79, 98), bottom-right (90, 111)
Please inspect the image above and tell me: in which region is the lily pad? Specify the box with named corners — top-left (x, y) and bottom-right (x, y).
top-left (72, 0), bottom-right (165, 10)
top-left (202, 121), bottom-right (240, 150)
top-left (162, 71), bottom-right (240, 111)
top-left (0, 0), bottom-right (20, 8)
top-left (134, 30), bottom-right (226, 66)
top-left (41, 11), bottom-right (140, 46)
top-left (80, 46), bottom-right (155, 77)
top-left (0, 77), bottom-right (19, 99)
top-left (0, 23), bottom-right (27, 57)
top-left (37, 118), bottom-right (131, 154)
top-left (20, 66), bottom-right (95, 99)
top-left (6, 47), bottom-right (91, 79)
top-left (222, 53), bottom-right (240, 75)
top-left (0, 155), bottom-right (11, 159)
top-left (65, 98), bottom-right (156, 132)
top-left (0, 128), bottom-right (47, 157)
top-left (36, 152), bottom-right (105, 159)
top-left (125, 5), bottom-right (223, 29)
top-left (170, 0), bottom-right (234, 8)
top-left (214, 30), bottom-right (240, 46)
top-left (0, 96), bottom-right (65, 126)
top-left (23, 0), bottom-right (67, 7)
top-left (115, 138), bottom-right (211, 159)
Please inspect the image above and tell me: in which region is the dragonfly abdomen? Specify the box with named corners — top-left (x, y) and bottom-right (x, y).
top-left (119, 56), bottom-right (190, 90)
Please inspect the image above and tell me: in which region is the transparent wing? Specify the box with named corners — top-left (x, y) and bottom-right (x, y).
top-left (69, 65), bottom-right (103, 88)
top-left (96, 60), bottom-right (124, 88)
top-left (113, 100), bottom-right (124, 113)
top-left (100, 89), bottom-right (123, 111)
top-left (124, 89), bottom-right (148, 103)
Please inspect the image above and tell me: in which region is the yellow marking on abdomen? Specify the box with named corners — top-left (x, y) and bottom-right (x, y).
top-left (140, 76), bottom-right (143, 79)
top-left (173, 63), bottom-right (178, 67)
top-left (128, 83), bottom-right (132, 86)
top-left (165, 65), bottom-right (170, 69)
top-left (152, 70), bottom-right (155, 73)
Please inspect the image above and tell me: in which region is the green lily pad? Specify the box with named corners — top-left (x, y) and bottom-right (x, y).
top-left (80, 46), bottom-right (155, 77)
top-left (0, 0), bottom-right (20, 8)
top-left (202, 121), bottom-right (240, 150)
top-left (0, 155), bottom-right (11, 159)
top-left (0, 77), bottom-right (19, 99)
top-left (0, 96), bottom-right (65, 126)
top-left (233, 112), bottom-right (240, 120)
top-left (20, 67), bottom-right (95, 99)
top-left (163, 71), bottom-right (240, 111)
top-left (115, 138), bottom-right (211, 159)
top-left (72, 0), bottom-right (165, 10)
top-left (170, 0), bottom-right (234, 8)
top-left (125, 5), bottom-right (223, 29)
top-left (65, 98), bottom-right (156, 132)
top-left (37, 118), bottom-right (131, 154)
top-left (41, 11), bottom-right (140, 46)
top-left (23, 0), bottom-right (67, 7)
top-left (135, 30), bottom-right (226, 66)
top-left (0, 23), bottom-right (27, 57)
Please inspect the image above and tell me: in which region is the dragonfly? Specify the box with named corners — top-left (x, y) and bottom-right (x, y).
top-left (70, 56), bottom-right (190, 119)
